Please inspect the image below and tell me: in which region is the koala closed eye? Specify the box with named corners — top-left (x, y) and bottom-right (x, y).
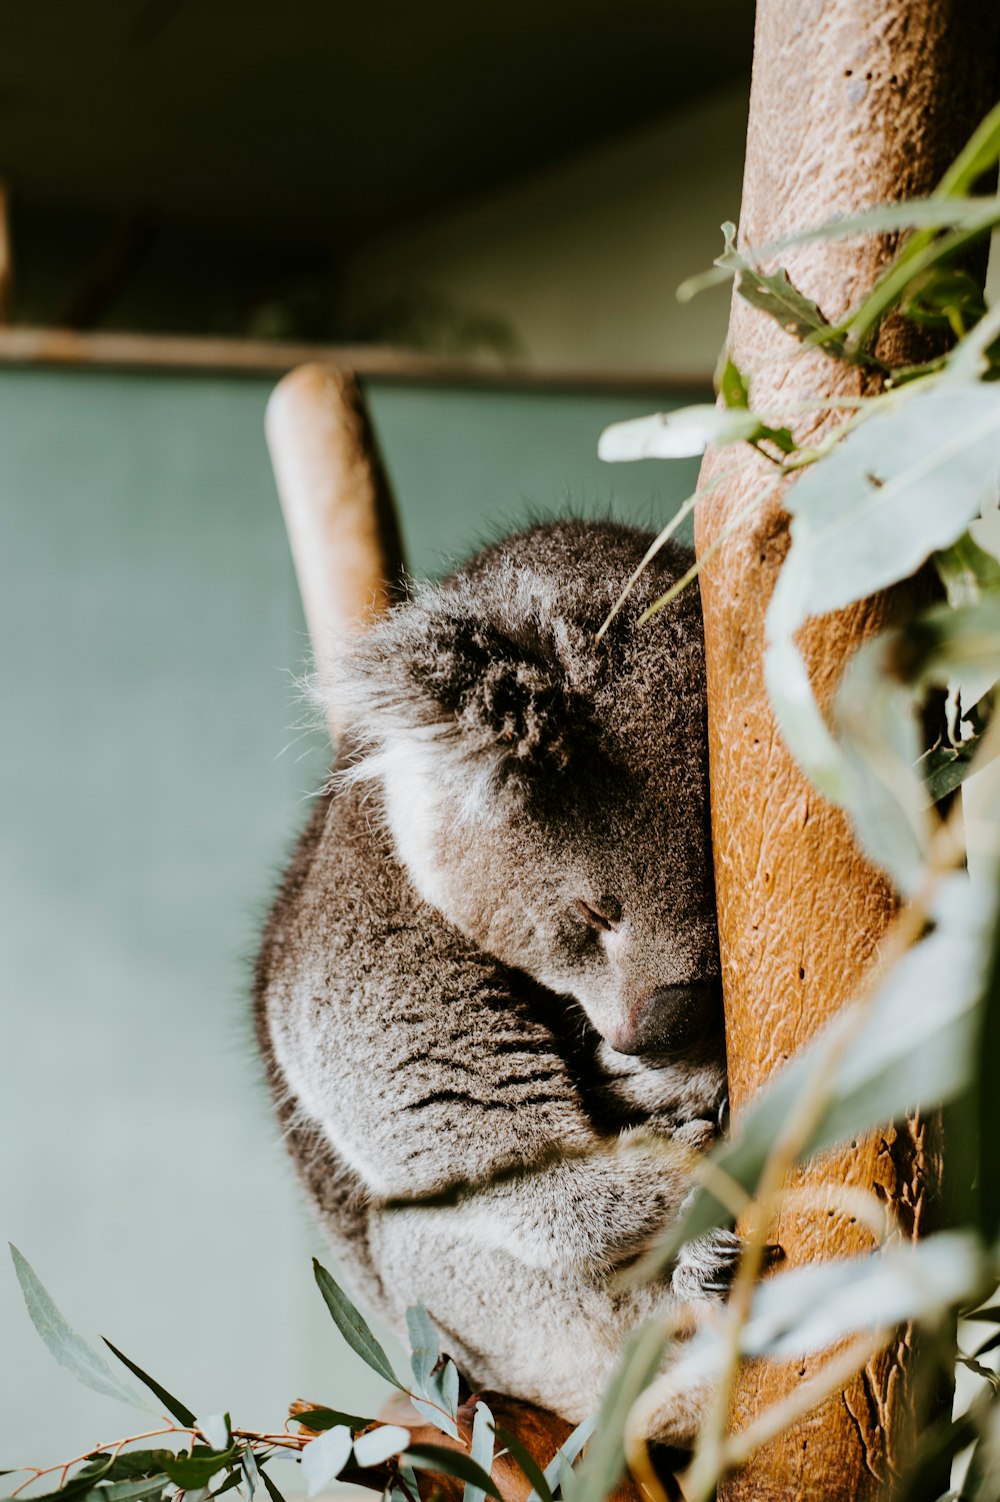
top-left (574, 897), bottom-right (621, 932)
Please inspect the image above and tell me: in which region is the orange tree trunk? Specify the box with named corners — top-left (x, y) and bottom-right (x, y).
top-left (695, 2), bottom-right (999, 1496)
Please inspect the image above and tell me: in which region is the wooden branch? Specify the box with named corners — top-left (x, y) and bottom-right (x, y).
top-left (0, 325), bottom-right (712, 391)
top-left (695, 2), bottom-right (1000, 1497)
top-left (265, 362), bottom-right (406, 742)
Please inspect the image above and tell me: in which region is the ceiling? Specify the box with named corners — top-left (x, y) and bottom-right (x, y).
top-left (0, 0), bottom-right (753, 250)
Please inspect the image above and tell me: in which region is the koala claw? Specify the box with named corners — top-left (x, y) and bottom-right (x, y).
top-left (670, 1228), bottom-right (742, 1303)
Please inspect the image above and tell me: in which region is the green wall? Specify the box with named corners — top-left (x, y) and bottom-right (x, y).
top-left (0, 366), bottom-right (703, 1468)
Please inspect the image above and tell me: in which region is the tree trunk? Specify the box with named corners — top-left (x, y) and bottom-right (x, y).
top-left (696, 3), bottom-right (999, 1497)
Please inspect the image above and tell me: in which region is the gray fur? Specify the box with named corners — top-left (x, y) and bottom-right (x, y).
top-left (255, 520), bottom-right (731, 1442)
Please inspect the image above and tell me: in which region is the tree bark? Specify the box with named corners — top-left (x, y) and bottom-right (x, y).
top-left (696, 3), bottom-right (999, 1497)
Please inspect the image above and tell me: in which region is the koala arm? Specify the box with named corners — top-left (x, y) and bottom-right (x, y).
top-left (267, 939), bottom-right (704, 1273)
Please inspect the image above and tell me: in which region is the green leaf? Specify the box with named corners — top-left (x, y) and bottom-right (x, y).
top-left (539, 1416), bottom-right (595, 1501)
top-left (257, 1466), bottom-right (288, 1502)
top-left (240, 1444), bottom-right (260, 1500)
top-left (736, 263), bottom-right (846, 355)
top-left (936, 534), bottom-right (1000, 608)
top-left (765, 381), bottom-right (1000, 803)
top-left (197, 1415), bottom-right (231, 1452)
top-left (1, 1482), bottom-right (103, 1502)
top-left (775, 382), bottom-right (1000, 634)
top-left (312, 1259), bottom-right (403, 1390)
top-left (291, 1407), bottom-right (372, 1434)
top-left (464, 1401), bottom-right (495, 1502)
top-left (92, 1453), bottom-right (169, 1482)
top-left (741, 1233), bottom-right (987, 1357)
top-left (101, 1339), bottom-right (196, 1428)
top-left (102, 1477), bottom-right (171, 1502)
top-left (491, 1426), bottom-right (552, 1502)
top-left (901, 267), bottom-right (987, 333)
top-left (158, 1448), bottom-right (237, 1490)
top-left (404, 1446), bottom-right (503, 1502)
top-left (716, 355), bottom-right (749, 410)
top-left (845, 206), bottom-right (1000, 355)
top-left (412, 1355), bottom-right (461, 1440)
top-left (406, 1304), bottom-right (440, 1395)
top-left (300, 1427), bottom-right (353, 1497)
top-left (966, 1306), bottom-right (1000, 1324)
top-left (599, 404), bottom-right (763, 461)
top-left (353, 1427), bottom-right (411, 1469)
top-left (571, 1324), bottom-right (668, 1502)
top-left (938, 98), bottom-right (1000, 196)
top-left (830, 631), bottom-right (929, 892)
top-left (210, 1472), bottom-right (244, 1499)
top-left (8, 1247), bottom-right (151, 1413)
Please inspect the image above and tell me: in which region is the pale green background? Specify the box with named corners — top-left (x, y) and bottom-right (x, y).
top-left (0, 367), bottom-right (702, 1468)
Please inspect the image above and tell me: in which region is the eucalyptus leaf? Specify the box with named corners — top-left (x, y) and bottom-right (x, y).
top-left (406, 1304), bottom-right (440, 1395)
top-left (102, 1476), bottom-right (171, 1502)
top-left (240, 1445), bottom-right (260, 1501)
top-left (831, 631), bottom-right (929, 891)
top-left (8, 1247), bottom-right (152, 1414)
top-left (936, 534), bottom-right (1000, 608)
top-left (404, 1445), bottom-right (503, 1502)
top-left (197, 1416), bottom-right (231, 1452)
top-left (210, 1472), bottom-right (243, 1499)
top-left (352, 1426), bottom-right (411, 1469)
top-left (598, 405), bottom-right (763, 461)
top-left (736, 263), bottom-right (846, 355)
top-left (570, 1323), bottom-right (669, 1502)
top-left (539, 1416), bottom-right (596, 1501)
top-left (101, 1339), bottom-right (196, 1428)
top-left (290, 1407), bottom-right (371, 1433)
top-left (159, 1449), bottom-right (237, 1490)
top-left (772, 382), bottom-right (1000, 631)
top-left (742, 1233), bottom-right (988, 1357)
top-left (765, 382), bottom-right (1000, 797)
top-left (93, 1453), bottom-right (170, 1482)
top-left (300, 1427), bottom-right (353, 1498)
top-left (716, 355), bottom-right (749, 410)
top-left (410, 1393), bottom-right (461, 1441)
top-left (491, 1426), bottom-right (553, 1502)
top-left (464, 1401), bottom-right (495, 1502)
top-left (257, 1467), bottom-right (287, 1502)
top-left (312, 1259), bottom-right (403, 1390)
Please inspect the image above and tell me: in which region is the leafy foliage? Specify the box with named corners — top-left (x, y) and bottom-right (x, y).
top-left (594, 98), bottom-right (1000, 1502)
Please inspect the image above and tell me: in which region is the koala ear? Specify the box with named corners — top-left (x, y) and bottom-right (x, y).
top-left (333, 595), bottom-right (580, 782)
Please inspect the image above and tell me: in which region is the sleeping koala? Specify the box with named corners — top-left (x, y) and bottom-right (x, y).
top-left (255, 519), bottom-right (733, 1440)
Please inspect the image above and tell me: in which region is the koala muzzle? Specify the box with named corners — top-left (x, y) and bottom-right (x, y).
top-left (614, 981), bottom-right (724, 1056)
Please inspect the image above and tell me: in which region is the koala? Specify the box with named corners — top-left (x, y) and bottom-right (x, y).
top-left (255, 518), bottom-right (733, 1442)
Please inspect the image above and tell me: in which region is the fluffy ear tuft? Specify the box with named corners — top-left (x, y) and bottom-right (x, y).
top-left (330, 592), bottom-right (587, 785)
top-left (433, 623), bottom-right (574, 771)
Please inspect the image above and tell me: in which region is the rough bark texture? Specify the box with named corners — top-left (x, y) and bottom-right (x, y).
top-left (696, 3), bottom-right (1000, 1497)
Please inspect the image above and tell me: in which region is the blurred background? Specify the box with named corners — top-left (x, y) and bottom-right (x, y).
top-left (0, 0), bottom-right (758, 1483)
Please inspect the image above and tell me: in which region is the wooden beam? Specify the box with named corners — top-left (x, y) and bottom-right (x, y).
top-left (0, 325), bottom-right (711, 393)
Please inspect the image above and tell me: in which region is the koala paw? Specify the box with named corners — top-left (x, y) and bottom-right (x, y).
top-left (670, 1228), bottom-right (742, 1303)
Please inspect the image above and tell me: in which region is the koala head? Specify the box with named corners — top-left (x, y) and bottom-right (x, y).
top-left (333, 520), bottom-right (722, 1061)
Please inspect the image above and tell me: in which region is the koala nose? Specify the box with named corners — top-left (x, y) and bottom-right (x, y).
top-left (612, 981), bottom-right (724, 1055)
